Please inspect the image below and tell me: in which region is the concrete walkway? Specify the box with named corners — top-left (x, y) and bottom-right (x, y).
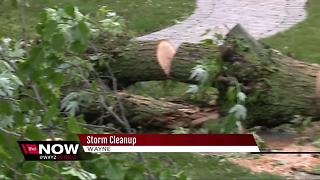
top-left (137, 0), bottom-right (307, 45)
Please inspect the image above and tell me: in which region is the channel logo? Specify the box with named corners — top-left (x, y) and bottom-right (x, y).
top-left (18, 141), bottom-right (82, 161)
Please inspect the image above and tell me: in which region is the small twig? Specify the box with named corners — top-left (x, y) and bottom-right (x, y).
top-left (0, 95), bottom-right (19, 102)
top-left (0, 127), bottom-right (31, 141)
top-left (31, 84), bottom-right (48, 112)
top-left (98, 95), bottom-right (131, 131)
top-left (30, 84), bottom-right (57, 141)
top-left (105, 64), bottom-right (129, 123)
top-left (3, 163), bottom-right (25, 179)
top-left (76, 66), bottom-right (131, 131)
top-left (85, 65), bottom-right (132, 132)
top-left (0, 54), bottom-right (18, 72)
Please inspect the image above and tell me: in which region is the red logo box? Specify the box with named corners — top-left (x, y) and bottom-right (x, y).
top-left (25, 144), bottom-right (39, 154)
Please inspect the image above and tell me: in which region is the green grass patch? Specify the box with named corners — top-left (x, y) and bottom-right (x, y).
top-left (147, 153), bottom-right (283, 180)
top-left (82, 153), bottom-right (283, 179)
top-left (0, 0), bottom-right (195, 38)
top-left (262, 0), bottom-right (320, 63)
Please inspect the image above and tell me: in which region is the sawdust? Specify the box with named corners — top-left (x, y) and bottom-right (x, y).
top-left (231, 144), bottom-right (320, 177)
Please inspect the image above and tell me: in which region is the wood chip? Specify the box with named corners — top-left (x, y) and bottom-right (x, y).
top-left (190, 113), bottom-right (219, 127)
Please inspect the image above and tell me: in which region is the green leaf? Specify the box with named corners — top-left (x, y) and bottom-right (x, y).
top-left (28, 46), bottom-right (44, 67)
top-left (0, 143), bottom-right (10, 160)
top-left (189, 65), bottom-right (209, 83)
top-left (0, 131), bottom-right (21, 159)
top-left (67, 117), bottom-right (81, 133)
top-left (78, 21), bottom-right (90, 41)
top-left (9, 42), bottom-right (26, 58)
top-left (124, 164), bottom-right (145, 180)
top-left (20, 162), bottom-right (38, 175)
top-left (25, 125), bottom-right (46, 140)
top-left (10, 74), bottom-right (23, 86)
top-left (20, 98), bottom-right (39, 112)
top-left (0, 75), bottom-right (14, 97)
top-left (201, 39), bottom-right (214, 45)
top-left (43, 106), bottom-right (59, 125)
top-left (237, 92), bottom-right (247, 103)
top-left (227, 86), bottom-right (236, 103)
top-left (14, 111), bottom-right (25, 127)
top-left (107, 159), bottom-right (125, 180)
top-left (50, 72), bottom-right (65, 86)
top-left (229, 104), bottom-right (247, 120)
top-left (0, 115), bottom-right (14, 128)
top-left (64, 5), bottom-right (75, 18)
top-left (70, 41), bottom-right (87, 54)
top-left (61, 167), bottom-right (97, 180)
top-left (222, 115), bottom-right (238, 133)
top-left (18, 61), bottom-right (32, 78)
top-left (70, 21), bottom-right (90, 53)
top-left (0, 100), bottom-right (12, 115)
top-left (42, 20), bottom-right (58, 39)
top-left (186, 85), bottom-right (199, 93)
top-left (159, 170), bottom-right (172, 180)
top-left (51, 33), bottom-right (65, 52)
top-left (65, 101), bottom-right (79, 115)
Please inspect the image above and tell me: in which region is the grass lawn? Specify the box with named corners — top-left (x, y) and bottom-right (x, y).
top-left (262, 0), bottom-right (320, 64)
top-left (0, 0), bottom-right (195, 38)
top-left (147, 153), bottom-right (283, 180)
top-left (83, 153), bottom-right (283, 179)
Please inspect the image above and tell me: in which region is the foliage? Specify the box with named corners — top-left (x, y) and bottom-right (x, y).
top-left (186, 58), bottom-right (220, 102)
top-left (145, 153), bottom-right (283, 180)
top-left (0, 5), bottom-right (190, 179)
top-left (171, 127), bottom-right (190, 134)
top-left (222, 79), bottom-right (248, 133)
top-left (61, 167), bottom-right (97, 180)
top-left (187, 51), bottom-right (248, 133)
top-left (0, 0), bottom-right (195, 38)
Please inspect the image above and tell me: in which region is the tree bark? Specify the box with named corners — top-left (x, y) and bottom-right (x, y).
top-left (218, 25), bottom-right (320, 126)
top-left (83, 92), bottom-right (219, 130)
top-left (92, 25), bottom-right (320, 127)
top-left (96, 40), bottom-right (219, 86)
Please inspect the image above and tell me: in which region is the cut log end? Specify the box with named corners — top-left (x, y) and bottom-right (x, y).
top-left (157, 40), bottom-right (177, 76)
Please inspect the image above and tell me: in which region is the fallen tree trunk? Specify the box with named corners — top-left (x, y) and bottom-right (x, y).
top-left (83, 92), bottom-right (219, 130)
top-left (95, 39), bottom-right (220, 86)
top-left (92, 25), bottom-right (320, 127)
top-left (217, 25), bottom-right (320, 126)
top-left (221, 53), bottom-right (320, 126)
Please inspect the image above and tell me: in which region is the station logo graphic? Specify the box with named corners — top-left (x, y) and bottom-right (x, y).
top-left (18, 141), bottom-right (82, 161)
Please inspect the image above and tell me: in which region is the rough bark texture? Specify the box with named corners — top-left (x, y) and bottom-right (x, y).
top-left (83, 92), bottom-right (219, 130)
top-left (92, 25), bottom-right (320, 127)
top-left (218, 25), bottom-right (320, 126)
top-left (97, 40), bottom-right (219, 86)
top-left (220, 52), bottom-right (320, 126)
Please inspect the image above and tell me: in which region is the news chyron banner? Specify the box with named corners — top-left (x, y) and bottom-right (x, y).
top-left (17, 134), bottom-right (259, 161)
top-left (78, 134), bottom-right (260, 153)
